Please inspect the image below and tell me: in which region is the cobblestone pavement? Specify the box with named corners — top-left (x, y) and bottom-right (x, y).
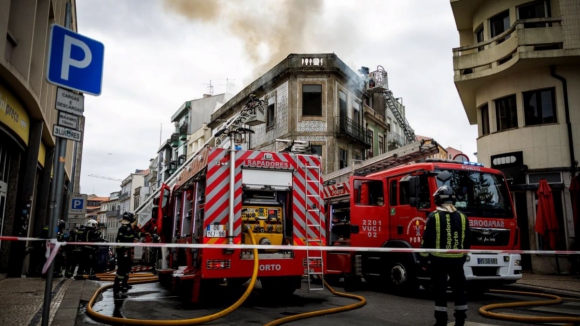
top-left (0, 277), bottom-right (71, 326)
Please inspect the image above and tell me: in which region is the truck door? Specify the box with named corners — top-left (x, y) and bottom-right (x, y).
top-left (349, 177), bottom-right (387, 247)
top-left (388, 174), bottom-right (432, 247)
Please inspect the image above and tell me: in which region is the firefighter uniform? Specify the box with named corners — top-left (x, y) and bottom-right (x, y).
top-left (420, 186), bottom-right (471, 326)
top-left (79, 220), bottom-right (101, 280)
top-left (114, 212), bottom-right (140, 297)
top-left (67, 225), bottom-right (86, 279)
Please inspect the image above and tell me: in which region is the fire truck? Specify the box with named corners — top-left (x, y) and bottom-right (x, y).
top-left (135, 96), bottom-right (325, 303)
top-left (323, 141), bottom-right (522, 292)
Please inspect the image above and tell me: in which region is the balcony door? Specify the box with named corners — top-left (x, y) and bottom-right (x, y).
top-left (339, 91), bottom-right (347, 132)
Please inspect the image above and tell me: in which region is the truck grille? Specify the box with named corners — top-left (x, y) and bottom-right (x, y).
top-left (471, 228), bottom-right (510, 246)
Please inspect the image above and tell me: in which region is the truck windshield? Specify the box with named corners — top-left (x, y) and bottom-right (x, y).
top-left (436, 170), bottom-right (513, 218)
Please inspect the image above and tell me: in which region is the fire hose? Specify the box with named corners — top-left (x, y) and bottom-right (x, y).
top-left (480, 289), bottom-right (580, 325)
top-left (86, 226), bottom-right (260, 325)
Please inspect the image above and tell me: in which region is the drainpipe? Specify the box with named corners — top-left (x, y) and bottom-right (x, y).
top-left (550, 66), bottom-right (576, 176)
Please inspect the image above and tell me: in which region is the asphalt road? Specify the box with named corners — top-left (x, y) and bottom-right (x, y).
top-left (80, 279), bottom-right (580, 326)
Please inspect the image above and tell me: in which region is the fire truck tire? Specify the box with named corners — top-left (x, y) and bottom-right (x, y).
top-left (260, 276), bottom-right (300, 296)
top-left (386, 260), bottom-right (418, 293)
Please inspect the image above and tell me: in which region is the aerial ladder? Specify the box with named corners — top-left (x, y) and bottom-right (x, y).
top-left (323, 139), bottom-right (440, 185)
top-left (366, 66), bottom-right (416, 144)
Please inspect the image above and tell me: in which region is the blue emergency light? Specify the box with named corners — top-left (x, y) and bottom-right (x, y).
top-left (463, 161), bottom-right (484, 167)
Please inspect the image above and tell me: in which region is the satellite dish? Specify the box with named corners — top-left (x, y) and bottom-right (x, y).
top-left (453, 154), bottom-right (469, 163)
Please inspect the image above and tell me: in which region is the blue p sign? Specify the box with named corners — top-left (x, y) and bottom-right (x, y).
top-left (47, 24), bottom-right (105, 96)
top-left (72, 199), bottom-right (84, 210)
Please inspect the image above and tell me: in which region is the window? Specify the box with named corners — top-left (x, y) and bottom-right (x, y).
top-left (399, 180), bottom-right (410, 205)
top-left (267, 95), bottom-right (276, 128)
top-left (481, 104), bottom-right (490, 135)
top-left (523, 88), bottom-right (556, 126)
top-left (367, 129), bottom-right (374, 157)
top-left (353, 101), bottom-right (361, 126)
top-left (495, 95), bottom-right (518, 131)
top-left (475, 25), bottom-right (484, 51)
top-left (518, 1), bottom-right (550, 28)
top-left (490, 10), bottom-right (510, 40)
top-left (339, 91), bottom-right (347, 121)
top-left (354, 180), bottom-right (384, 206)
top-left (311, 145), bottom-right (322, 157)
top-left (389, 180), bottom-right (397, 206)
top-left (339, 148), bottom-right (348, 169)
top-left (378, 135), bottom-right (384, 154)
top-left (302, 84), bottom-right (322, 116)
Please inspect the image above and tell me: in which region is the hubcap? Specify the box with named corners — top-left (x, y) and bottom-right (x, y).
top-left (391, 264), bottom-right (407, 285)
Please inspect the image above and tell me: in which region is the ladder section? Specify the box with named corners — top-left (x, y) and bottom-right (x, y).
top-left (304, 163), bottom-right (324, 290)
top-left (382, 90), bottom-right (415, 143)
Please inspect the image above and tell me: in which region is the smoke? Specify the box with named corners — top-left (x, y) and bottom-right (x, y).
top-left (164, 0), bottom-right (324, 77)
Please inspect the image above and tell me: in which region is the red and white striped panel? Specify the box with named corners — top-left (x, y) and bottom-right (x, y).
top-left (323, 182), bottom-right (350, 199)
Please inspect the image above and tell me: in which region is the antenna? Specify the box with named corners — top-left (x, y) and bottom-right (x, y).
top-left (203, 80), bottom-right (214, 95)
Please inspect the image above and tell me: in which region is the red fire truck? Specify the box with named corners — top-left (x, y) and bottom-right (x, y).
top-left (140, 146), bottom-right (325, 303)
top-left (323, 143), bottom-right (522, 292)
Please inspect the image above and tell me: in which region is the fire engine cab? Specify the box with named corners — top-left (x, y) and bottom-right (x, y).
top-left (323, 142), bottom-right (522, 292)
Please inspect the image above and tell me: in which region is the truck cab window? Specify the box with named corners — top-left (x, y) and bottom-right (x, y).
top-left (418, 175), bottom-right (431, 209)
top-left (354, 180), bottom-right (384, 206)
top-left (389, 180), bottom-right (397, 206)
top-left (399, 180), bottom-right (410, 205)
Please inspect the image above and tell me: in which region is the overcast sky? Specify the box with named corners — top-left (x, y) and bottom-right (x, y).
top-left (76, 0), bottom-right (477, 197)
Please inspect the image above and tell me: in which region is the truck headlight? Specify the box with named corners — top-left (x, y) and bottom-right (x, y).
top-left (514, 259), bottom-right (521, 266)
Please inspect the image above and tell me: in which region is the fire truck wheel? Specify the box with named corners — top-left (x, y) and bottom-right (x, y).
top-left (387, 261), bottom-right (418, 293)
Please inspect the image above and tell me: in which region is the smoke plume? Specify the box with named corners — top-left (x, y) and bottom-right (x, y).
top-left (165, 0), bottom-right (323, 77)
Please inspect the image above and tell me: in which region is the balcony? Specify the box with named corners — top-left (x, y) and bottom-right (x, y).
top-left (453, 18), bottom-right (563, 80)
top-left (335, 117), bottom-right (371, 148)
top-left (179, 123), bottom-right (188, 140)
top-left (118, 192), bottom-right (130, 201)
top-left (387, 132), bottom-right (407, 151)
top-left (168, 160), bottom-right (177, 175)
top-left (170, 133), bottom-right (179, 147)
top-left (106, 210), bottom-right (120, 217)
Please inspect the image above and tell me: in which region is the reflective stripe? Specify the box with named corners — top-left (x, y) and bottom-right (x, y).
top-left (460, 213), bottom-right (466, 249)
top-left (434, 306), bottom-right (447, 312)
top-left (432, 211), bottom-right (467, 258)
top-left (455, 305), bottom-right (468, 311)
top-left (435, 213), bottom-right (440, 250)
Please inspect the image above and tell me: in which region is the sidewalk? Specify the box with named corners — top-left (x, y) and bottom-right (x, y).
top-left (0, 272), bottom-right (579, 325)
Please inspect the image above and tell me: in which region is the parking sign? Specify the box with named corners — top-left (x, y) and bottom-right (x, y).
top-left (46, 24), bottom-right (105, 95)
top-left (68, 194), bottom-right (87, 215)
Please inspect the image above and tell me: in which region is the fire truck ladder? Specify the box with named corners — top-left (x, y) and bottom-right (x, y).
top-left (304, 163), bottom-right (325, 290)
top-left (382, 90), bottom-right (415, 144)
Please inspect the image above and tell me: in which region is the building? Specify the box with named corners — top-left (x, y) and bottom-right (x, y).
top-left (186, 94), bottom-right (230, 158)
top-left (0, 0), bottom-right (80, 276)
top-left (103, 191), bottom-right (120, 243)
top-left (84, 196), bottom-right (108, 235)
top-left (134, 169), bottom-right (150, 212)
top-left (445, 146), bottom-right (468, 161)
top-left (119, 170), bottom-right (146, 214)
top-left (156, 140), bottom-right (172, 189)
top-left (451, 0), bottom-right (580, 272)
top-left (146, 158), bottom-right (158, 194)
top-left (209, 54), bottom-right (412, 174)
top-left (416, 135), bottom-right (448, 160)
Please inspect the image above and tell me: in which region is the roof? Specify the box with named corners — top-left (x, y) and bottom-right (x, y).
top-left (87, 196), bottom-right (109, 202)
top-left (415, 135), bottom-right (432, 141)
top-left (137, 169), bottom-right (150, 175)
top-left (446, 147), bottom-right (466, 159)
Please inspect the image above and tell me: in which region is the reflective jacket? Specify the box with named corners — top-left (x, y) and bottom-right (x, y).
top-left (420, 209), bottom-right (471, 259)
top-left (116, 224), bottom-right (141, 249)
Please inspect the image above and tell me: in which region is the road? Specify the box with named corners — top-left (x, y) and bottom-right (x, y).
top-left (79, 279), bottom-right (580, 326)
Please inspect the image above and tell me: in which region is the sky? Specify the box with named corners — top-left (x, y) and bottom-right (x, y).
top-left (76, 0), bottom-right (477, 197)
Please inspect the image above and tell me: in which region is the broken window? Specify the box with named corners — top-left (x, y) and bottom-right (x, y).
top-left (302, 84), bottom-right (322, 116)
top-left (267, 94), bottom-right (276, 128)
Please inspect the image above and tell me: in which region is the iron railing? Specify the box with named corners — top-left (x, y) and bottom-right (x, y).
top-left (335, 117), bottom-right (372, 147)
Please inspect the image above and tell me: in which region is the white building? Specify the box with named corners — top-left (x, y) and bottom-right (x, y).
top-left (119, 170), bottom-right (146, 214)
top-left (102, 191), bottom-right (120, 243)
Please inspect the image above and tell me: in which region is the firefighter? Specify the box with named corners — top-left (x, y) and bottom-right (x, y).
top-left (114, 212), bottom-right (140, 298)
top-left (68, 223), bottom-right (86, 279)
top-left (420, 185), bottom-right (471, 326)
top-left (79, 219), bottom-right (101, 280)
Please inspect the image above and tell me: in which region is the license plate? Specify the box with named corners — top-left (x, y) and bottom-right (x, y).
top-left (477, 258), bottom-right (497, 265)
top-left (206, 225), bottom-right (226, 237)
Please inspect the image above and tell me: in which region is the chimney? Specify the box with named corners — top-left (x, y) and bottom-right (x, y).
top-left (203, 94), bottom-right (212, 98)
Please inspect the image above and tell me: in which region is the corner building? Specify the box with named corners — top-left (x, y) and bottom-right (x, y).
top-left (451, 0), bottom-right (580, 273)
top-left (0, 0), bottom-right (78, 276)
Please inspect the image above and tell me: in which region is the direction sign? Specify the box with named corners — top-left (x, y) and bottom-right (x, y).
top-left (46, 24), bottom-right (105, 96)
top-left (56, 87), bottom-right (84, 116)
top-left (58, 111), bottom-right (79, 129)
top-left (54, 125), bottom-right (82, 142)
top-left (68, 194), bottom-right (87, 215)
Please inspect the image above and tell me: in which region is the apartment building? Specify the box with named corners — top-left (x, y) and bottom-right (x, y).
top-left (451, 0), bottom-right (580, 272)
top-left (119, 170), bottom-right (146, 214)
top-left (103, 191), bottom-right (120, 243)
top-left (0, 0), bottom-right (80, 276)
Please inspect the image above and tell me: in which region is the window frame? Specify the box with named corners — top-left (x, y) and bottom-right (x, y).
top-left (489, 10), bottom-right (510, 40)
top-left (480, 103), bottom-right (490, 135)
top-left (378, 135), bottom-right (384, 155)
top-left (495, 94), bottom-right (518, 132)
top-left (339, 148), bottom-right (348, 169)
top-left (302, 84), bottom-right (323, 116)
top-left (523, 87), bottom-right (556, 126)
top-left (475, 24), bottom-right (485, 51)
top-left (266, 93), bottom-right (276, 129)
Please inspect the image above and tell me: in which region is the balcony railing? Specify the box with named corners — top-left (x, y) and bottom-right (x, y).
top-left (335, 117), bottom-right (372, 148)
top-left (179, 123), bottom-right (188, 140)
top-left (453, 17), bottom-right (563, 76)
top-left (171, 133), bottom-right (179, 147)
top-left (118, 192), bottom-right (130, 201)
top-left (387, 132), bottom-right (407, 150)
top-left (106, 210), bottom-right (120, 217)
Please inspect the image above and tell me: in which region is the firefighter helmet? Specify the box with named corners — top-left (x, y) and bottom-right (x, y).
top-left (86, 219), bottom-right (98, 228)
top-left (122, 212), bottom-right (135, 224)
top-left (433, 185), bottom-right (456, 206)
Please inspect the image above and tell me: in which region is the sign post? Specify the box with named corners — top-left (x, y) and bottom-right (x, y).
top-left (42, 3), bottom-right (104, 326)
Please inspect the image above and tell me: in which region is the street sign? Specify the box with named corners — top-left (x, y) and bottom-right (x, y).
top-left (53, 125), bottom-right (82, 142)
top-left (46, 24), bottom-right (105, 96)
top-left (56, 87), bottom-right (84, 116)
top-left (67, 217), bottom-right (86, 225)
top-left (68, 194), bottom-right (87, 215)
top-left (58, 111), bottom-right (79, 129)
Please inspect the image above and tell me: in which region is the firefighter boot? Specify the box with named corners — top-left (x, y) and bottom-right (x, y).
top-left (434, 311), bottom-right (448, 326)
top-left (454, 310), bottom-right (467, 326)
